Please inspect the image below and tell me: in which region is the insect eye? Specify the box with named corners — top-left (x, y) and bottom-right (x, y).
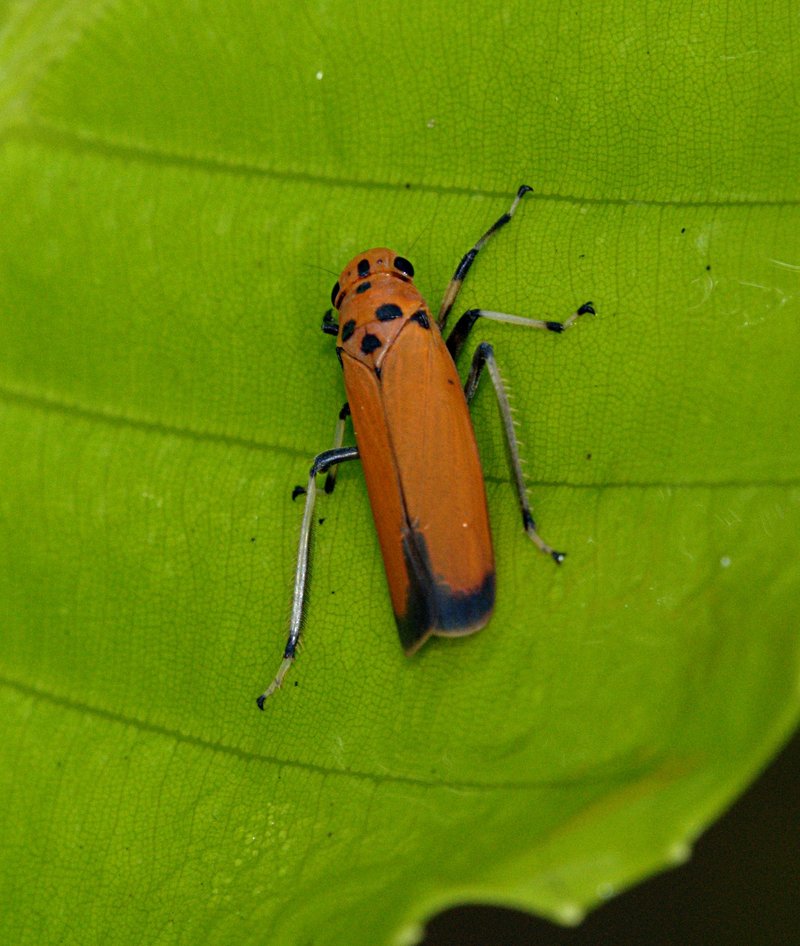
top-left (394, 256), bottom-right (414, 277)
top-left (330, 281), bottom-right (340, 307)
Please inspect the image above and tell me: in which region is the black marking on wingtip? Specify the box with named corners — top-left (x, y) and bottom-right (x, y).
top-left (578, 301), bottom-right (595, 316)
top-left (395, 526), bottom-right (495, 653)
top-left (292, 485), bottom-right (306, 501)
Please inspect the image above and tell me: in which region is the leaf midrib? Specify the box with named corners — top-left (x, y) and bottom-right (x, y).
top-left (2, 121), bottom-right (799, 209)
top-left (0, 670), bottom-right (658, 793)
top-left (3, 380), bottom-right (797, 490)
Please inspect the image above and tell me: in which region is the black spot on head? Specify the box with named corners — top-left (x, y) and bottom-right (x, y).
top-left (357, 259), bottom-right (370, 277)
top-left (356, 281), bottom-right (371, 294)
top-left (376, 303), bottom-right (403, 322)
top-left (330, 281), bottom-right (340, 307)
top-left (394, 256), bottom-right (414, 277)
top-left (361, 333), bottom-right (382, 354)
top-left (410, 310), bottom-right (430, 329)
top-left (341, 319), bottom-right (356, 342)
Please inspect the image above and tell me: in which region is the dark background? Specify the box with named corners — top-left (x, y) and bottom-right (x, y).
top-left (424, 726), bottom-right (799, 946)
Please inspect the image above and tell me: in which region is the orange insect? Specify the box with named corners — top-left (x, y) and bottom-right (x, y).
top-left (257, 187), bottom-right (593, 707)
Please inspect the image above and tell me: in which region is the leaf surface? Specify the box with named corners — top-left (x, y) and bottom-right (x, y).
top-left (1, 1), bottom-right (798, 943)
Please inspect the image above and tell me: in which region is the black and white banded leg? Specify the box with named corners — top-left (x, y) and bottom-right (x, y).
top-left (451, 301), bottom-right (594, 561)
top-left (437, 185), bottom-right (532, 332)
top-left (446, 302), bottom-right (595, 362)
top-left (257, 445), bottom-right (359, 709)
top-left (323, 402), bottom-right (351, 494)
top-left (464, 343), bottom-right (566, 562)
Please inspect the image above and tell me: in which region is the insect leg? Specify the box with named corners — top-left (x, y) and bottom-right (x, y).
top-left (447, 302), bottom-right (594, 362)
top-left (323, 402), bottom-right (351, 494)
top-left (257, 445), bottom-right (360, 709)
top-left (464, 342), bottom-right (565, 564)
top-left (437, 185), bottom-right (532, 332)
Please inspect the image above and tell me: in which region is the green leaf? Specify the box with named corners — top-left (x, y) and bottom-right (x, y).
top-left (1, 1), bottom-right (798, 944)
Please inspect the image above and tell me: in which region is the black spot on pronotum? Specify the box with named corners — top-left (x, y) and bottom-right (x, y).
top-left (410, 310), bottom-right (430, 329)
top-left (341, 319), bottom-right (356, 342)
top-left (375, 303), bottom-right (403, 322)
top-left (292, 486), bottom-right (306, 501)
top-left (394, 256), bottom-right (414, 277)
top-left (330, 281), bottom-right (340, 307)
top-left (356, 281), bottom-right (371, 294)
top-left (357, 259), bottom-right (370, 277)
top-left (361, 333), bottom-right (382, 354)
